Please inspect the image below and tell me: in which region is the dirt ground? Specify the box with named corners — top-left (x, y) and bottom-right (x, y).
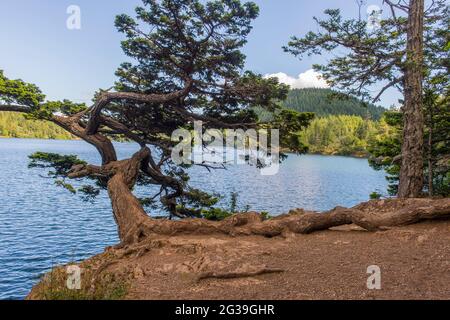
top-left (59, 219), bottom-right (448, 300)
top-left (27, 217), bottom-right (450, 300)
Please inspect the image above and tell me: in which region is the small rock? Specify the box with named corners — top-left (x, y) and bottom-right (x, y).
top-left (133, 266), bottom-right (145, 278)
top-left (417, 235), bottom-right (428, 243)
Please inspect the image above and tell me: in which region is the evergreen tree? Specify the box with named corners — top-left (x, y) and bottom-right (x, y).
top-left (300, 115), bottom-right (383, 157)
top-left (285, 0), bottom-right (447, 198)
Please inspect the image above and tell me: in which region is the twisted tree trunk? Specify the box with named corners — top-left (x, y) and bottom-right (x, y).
top-left (42, 115), bottom-right (450, 246)
top-left (52, 115), bottom-right (117, 164)
top-left (107, 148), bottom-right (151, 243)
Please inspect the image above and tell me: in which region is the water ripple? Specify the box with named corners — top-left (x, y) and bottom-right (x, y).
top-left (0, 138), bottom-right (388, 299)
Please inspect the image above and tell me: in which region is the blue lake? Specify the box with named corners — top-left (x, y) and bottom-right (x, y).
top-left (0, 138), bottom-right (388, 299)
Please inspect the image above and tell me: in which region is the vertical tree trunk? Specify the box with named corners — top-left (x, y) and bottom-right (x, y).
top-left (427, 107), bottom-right (433, 197)
top-left (398, 0), bottom-right (425, 198)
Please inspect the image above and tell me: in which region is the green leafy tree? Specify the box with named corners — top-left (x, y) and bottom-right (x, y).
top-left (369, 101), bottom-right (449, 198)
top-left (368, 111), bottom-right (403, 195)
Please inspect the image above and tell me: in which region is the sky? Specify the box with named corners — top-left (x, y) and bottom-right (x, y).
top-left (0, 0), bottom-right (401, 108)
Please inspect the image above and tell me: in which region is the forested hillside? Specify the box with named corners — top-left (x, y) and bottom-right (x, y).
top-left (1, 88), bottom-right (387, 155)
top-left (255, 88), bottom-right (389, 157)
top-left (282, 88), bottom-right (386, 119)
top-left (0, 112), bottom-right (73, 139)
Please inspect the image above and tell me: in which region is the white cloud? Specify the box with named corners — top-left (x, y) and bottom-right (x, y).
top-left (264, 69), bottom-right (329, 89)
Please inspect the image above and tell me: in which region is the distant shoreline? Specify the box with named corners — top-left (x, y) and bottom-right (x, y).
top-left (0, 136), bottom-right (78, 141)
top-left (0, 136), bottom-right (370, 159)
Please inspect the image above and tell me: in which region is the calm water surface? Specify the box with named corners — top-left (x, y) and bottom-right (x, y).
top-left (0, 138), bottom-right (388, 299)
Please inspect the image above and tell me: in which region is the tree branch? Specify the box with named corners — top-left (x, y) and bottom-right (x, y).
top-left (372, 77), bottom-right (404, 103)
top-left (85, 79), bottom-right (194, 135)
top-left (0, 105), bottom-right (32, 113)
top-left (384, 0), bottom-right (410, 13)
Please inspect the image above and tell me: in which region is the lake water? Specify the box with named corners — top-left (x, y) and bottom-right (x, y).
top-left (0, 138), bottom-right (388, 299)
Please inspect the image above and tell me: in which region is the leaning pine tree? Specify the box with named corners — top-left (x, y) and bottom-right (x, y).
top-left (0, 0), bottom-right (449, 246)
top-left (0, 0), bottom-right (313, 244)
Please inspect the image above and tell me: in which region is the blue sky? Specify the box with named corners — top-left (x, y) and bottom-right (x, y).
top-left (0, 0), bottom-right (400, 107)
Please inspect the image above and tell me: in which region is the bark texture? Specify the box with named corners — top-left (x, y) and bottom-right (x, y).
top-left (133, 198), bottom-right (449, 240)
top-left (398, 0), bottom-right (425, 198)
top-left (52, 114), bottom-right (117, 164)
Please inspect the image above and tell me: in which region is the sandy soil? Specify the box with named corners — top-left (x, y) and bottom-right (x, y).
top-left (58, 219), bottom-right (448, 300)
top-left (27, 214), bottom-right (450, 300)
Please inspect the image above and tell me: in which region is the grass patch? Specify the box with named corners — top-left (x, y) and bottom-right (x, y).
top-left (31, 264), bottom-right (129, 300)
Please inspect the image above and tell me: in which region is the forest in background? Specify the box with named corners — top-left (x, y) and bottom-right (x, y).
top-left (257, 88), bottom-right (389, 157)
top-left (0, 112), bottom-right (73, 139)
top-left (0, 88), bottom-right (386, 157)
top-left (300, 115), bottom-right (388, 157)
top-left (283, 88), bottom-right (386, 119)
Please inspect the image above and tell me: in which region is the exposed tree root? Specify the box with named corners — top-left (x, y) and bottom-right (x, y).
top-left (196, 267), bottom-right (285, 282)
top-left (121, 198), bottom-right (450, 245)
top-left (77, 197), bottom-right (443, 294)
